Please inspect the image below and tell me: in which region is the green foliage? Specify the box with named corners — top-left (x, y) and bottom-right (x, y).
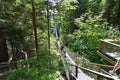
top-left (0, 0), bottom-right (52, 59)
top-left (88, 0), bottom-right (103, 15)
top-left (6, 49), bottom-right (61, 80)
top-left (59, 0), bottom-right (120, 63)
top-left (60, 0), bottom-right (89, 45)
top-left (66, 13), bottom-right (120, 63)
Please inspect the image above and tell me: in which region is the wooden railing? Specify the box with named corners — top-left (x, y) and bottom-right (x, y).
top-left (63, 47), bottom-right (119, 80)
top-left (69, 63), bottom-right (114, 80)
top-left (57, 41), bottom-right (117, 80)
top-left (98, 39), bottom-right (120, 65)
top-left (55, 27), bottom-right (117, 80)
top-left (60, 48), bottom-right (116, 80)
top-left (84, 62), bottom-right (114, 68)
top-left (98, 39), bottom-right (120, 53)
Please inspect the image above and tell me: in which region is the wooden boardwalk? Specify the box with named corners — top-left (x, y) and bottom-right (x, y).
top-left (55, 28), bottom-right (119, 80)
top-left (57, 39), bottom-right (118, 80)
top-left (98, 39), bottom-right (120, 65)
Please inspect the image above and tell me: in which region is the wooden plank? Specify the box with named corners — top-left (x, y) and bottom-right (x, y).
top-left (99, 39), bottom-right (103, 52)
top-left (102, 39), bottom-right (120, 42)
top-left (97, 51), bottom-right (116, 65)
top-left (84, 62), bottom-right (114, 68)
top-left (100, 39), bottom-right (120, 48)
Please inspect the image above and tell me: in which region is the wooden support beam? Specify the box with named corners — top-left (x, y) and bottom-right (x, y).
top-left (100, 39), bottom-right (120, 48)
top-left (97, 51), bottom-right (116, 65)
top-left (84, 62), bottom-right (114, 68)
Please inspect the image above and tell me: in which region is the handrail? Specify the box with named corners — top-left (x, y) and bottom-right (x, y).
top-left (69, 63), bottom-right (114, 80)
top-left (84, 62), bottom-right (114, 68)
top-left (100, 39), bottom-right (120, 48)
top-left (101, 39), bottom-right (120, 42)
top-left (59, 45), bottom-right (115, 80)
top-left (97, 51), bottom-right (117, 65)
top-left (55, 28), bottom-right (115, 80)
top-left (57, 40), bottom-right (70, 80)
top-left (63, 48), bottom-right (115, 80)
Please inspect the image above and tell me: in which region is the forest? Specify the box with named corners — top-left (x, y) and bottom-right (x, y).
top-left (0, 0), bottom-right (120, 80)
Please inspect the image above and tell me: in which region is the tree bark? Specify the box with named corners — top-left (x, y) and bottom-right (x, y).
top-left (102, 0), bottom-right (115, 21)
top-left (31, 0), bottom-right (38, 52)
top-left (117, 0), bottom-right (120, 26)
top-left (47, 0), bottom-right (50, 53)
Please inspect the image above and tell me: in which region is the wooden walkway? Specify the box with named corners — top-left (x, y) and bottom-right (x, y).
top-left (98, 39), bottom-right (120, 65)
top-left (55, 29), bottom-right (119, 80)
top-left (57, 39), bottom-right (120, 80)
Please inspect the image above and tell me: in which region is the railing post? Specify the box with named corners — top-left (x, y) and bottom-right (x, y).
top-left (97, 65), bottom-right (103, 80)
top-left (97, 75), bottom-right (103, 80)
top-left (75, 65), bottom-right (78, 78)
top-left (99, 40), bottom-right (103, 53)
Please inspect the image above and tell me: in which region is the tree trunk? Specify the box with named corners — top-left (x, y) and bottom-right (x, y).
top-left (31, 0), bottom-right (38, 52)
top-left (102, 0), bottom-right (115, 21)
top-left (0, 29), bottom-right (8, 62)
top-left (47, 0), bottom-right (50, 53)
top-left (47, 0), bottom-right (51, 69)
top-left (117, 0), bottom-right (120, 26)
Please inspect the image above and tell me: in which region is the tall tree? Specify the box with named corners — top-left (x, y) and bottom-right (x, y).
top-left (31, 0), bottom-right (38, 52)
top-left (46, 0), bottom-right (50, 53)
top-left (102, 0), bottom-right (115, 22)
top-left (116, 0), bottom-right (120, 26)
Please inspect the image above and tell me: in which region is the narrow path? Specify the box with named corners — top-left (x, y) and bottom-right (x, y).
top-left (55, 25), bottom-right (118, 80)
top-left (59, 44), bottom-right (95, 80)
